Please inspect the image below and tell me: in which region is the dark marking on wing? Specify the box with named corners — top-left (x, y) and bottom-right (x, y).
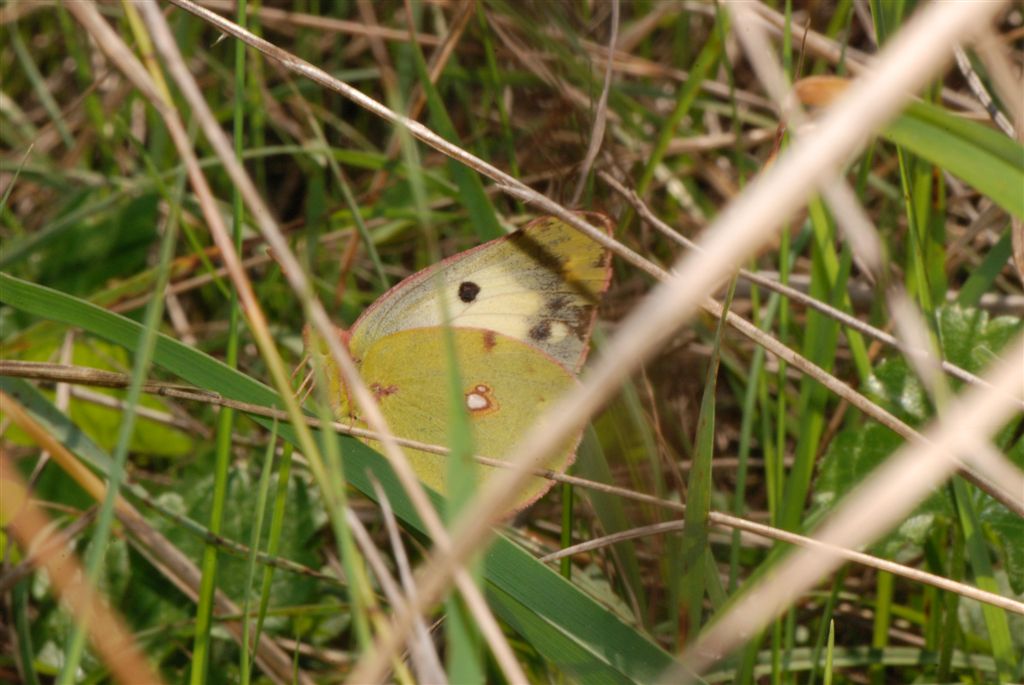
top-left (529, 320), bottom-right (552, 342)
top-left (370, 383), bottom-right (399, 399)
top-left (482, 330), bottom-right (498, 351)
top-left (510, 231), bottom-right (568, 276)
top-left (458, 281), bottom-right (481, 303)
top-left (546, 295), bottom-right (570, 313)
top-left (536, 295), bottom-right (593, 343)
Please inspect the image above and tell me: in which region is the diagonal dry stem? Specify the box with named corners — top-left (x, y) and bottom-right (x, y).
top-left (0, 458), bottom-right (164, 685)
top-left (570, 0), bottom-right (619, 205)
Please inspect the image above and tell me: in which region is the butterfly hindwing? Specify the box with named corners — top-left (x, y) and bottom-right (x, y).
top-left (346, 327), bottom-right (580, 511)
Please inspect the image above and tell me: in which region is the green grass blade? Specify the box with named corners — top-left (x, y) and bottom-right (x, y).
top-left (680, 277), bottom-right (736, 633)
top-left (240, 421), bottom-right (278, 685)
top-left (9, 24), bottom-right (74, 149)
top-left (950, 479), bottom-right (1016, 681)
top-left (956, 225), bottom-right (1013, 307)
top-left (11, 571), bottom-right (41, 685)
top-left (882, 101), bottom-right (1024, 219)
top-left (409, 26), bottom-right (502, 241)
top-left (575, 427), bottom-right (649, 625)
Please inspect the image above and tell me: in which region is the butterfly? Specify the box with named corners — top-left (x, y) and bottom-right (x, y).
top-left (305, 212), bottom-right (613, 512)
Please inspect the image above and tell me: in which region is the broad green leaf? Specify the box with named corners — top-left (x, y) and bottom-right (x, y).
top-left (812, 422), bottom-right (953, 559)
top-left (796, 77), bottom-right (1024, 218)
top-left (934, 305), bottom-right (1023, 375)
top-left (816, 304), bottom-right (1023, 560)
top-left (888, 103), bottom-right (1022, 218)
top-left (5, 335), bottom-right (194, 458)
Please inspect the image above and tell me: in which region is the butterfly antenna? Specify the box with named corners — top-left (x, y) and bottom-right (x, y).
top-left (292, 352), bottom-right (310, 382)
top-left (293, 352), bottom-right (315, 404)
top-left (297, 371), bottom-right (315, 405)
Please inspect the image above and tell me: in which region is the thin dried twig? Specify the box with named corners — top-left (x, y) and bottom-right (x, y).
top-left (538, 518), bottom-right (1024, 617)
top-left (195, 0), bottom-right (442, 46)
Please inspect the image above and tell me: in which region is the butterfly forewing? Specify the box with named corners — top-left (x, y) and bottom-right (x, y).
top-left (348, 213), bottom-right (613, 373)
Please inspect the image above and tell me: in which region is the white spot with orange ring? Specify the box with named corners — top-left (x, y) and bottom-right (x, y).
top-left (465, 384), bottom-right (498, 415)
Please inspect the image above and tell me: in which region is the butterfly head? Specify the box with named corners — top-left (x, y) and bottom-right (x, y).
top-left (302, 324), bottom-right (359, 419)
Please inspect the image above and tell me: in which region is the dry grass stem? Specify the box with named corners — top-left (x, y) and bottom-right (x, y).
top-left (195, 0), bottom-right (443, 46)
top-left (0, 459), bottom-right (165, 685)
top-left (571, 0), bottom-right (619, 205)
top-left (2, 393), bottom-right (308, 684)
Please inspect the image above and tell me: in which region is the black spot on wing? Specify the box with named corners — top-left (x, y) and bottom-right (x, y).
top-left (529, 320), bottom-right (552, 342)
top-left (458, 281), bottom-right (481, 303)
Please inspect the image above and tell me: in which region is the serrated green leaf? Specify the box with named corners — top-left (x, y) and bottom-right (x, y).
top-left (982, 509), bottom-right (1024, 596)
top-left (165, 467), bottom-right (321, 609)
top-left (820, 304), bottom-right (1023, 562)
top-left (867, 305), bottom-right (1024, 426)
top-left (935, 305), bottom-right (1023, 374)
top-left (980, 435), bottom-right (1024, 595)
top-left (811, 423), bottom-right (954, 559)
